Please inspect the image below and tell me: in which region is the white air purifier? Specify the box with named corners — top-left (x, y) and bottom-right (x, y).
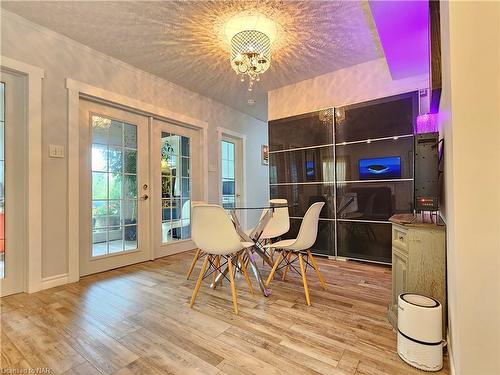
top-left (397, 293), bottom-right (443, 372)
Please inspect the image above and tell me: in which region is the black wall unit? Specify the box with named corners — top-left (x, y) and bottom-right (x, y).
top-left (414, 132), bottom-right (439, 211)
top-left (268, 93), bottom-right (418, 263)
top-left (269, 109), bottom-right (334, 256)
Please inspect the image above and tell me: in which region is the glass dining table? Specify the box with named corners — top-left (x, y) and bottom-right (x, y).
top-left (210, 203), bottom-right (288, 297)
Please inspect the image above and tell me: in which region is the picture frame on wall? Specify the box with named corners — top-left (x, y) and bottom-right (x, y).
top-left (261, 145), bottom-right (269, 165)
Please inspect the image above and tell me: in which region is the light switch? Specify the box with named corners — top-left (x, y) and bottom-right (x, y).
top-left (49, 144), bottom-right (65, 158)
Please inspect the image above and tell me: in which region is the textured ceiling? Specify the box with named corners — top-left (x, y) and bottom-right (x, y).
top-left (2, 1), bottom-right (382, 121)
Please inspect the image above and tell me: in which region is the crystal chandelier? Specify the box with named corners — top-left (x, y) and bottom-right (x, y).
top-left (230, 29), bottom-right (271, 91)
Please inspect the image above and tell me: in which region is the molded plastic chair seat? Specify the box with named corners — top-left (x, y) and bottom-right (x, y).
top-left (247, 199), bottom-right (290, 241)
top-left (189, 204), bottom-right (255, 314)
top-left (264, 202), bottom-right (327, 306)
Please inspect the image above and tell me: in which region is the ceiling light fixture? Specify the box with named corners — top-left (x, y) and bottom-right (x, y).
top-left (226, 12), bottom-right (276, 91)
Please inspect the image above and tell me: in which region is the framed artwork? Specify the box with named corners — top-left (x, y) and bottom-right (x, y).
top-left (261, 144), bottom-right (269, 165)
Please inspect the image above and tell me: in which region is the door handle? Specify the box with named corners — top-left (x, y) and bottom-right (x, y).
top-left (140, 194), bottom-right (149, 201)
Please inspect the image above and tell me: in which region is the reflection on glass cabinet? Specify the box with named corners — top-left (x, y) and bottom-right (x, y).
top-left (270, 183), bottom-right (334, 219)
top-left (269, 146), bottom-right (334, 184)
top-left (335, 92), bottom-right (417, 143)
top-left (268, 109), bottom-right (333, 151)
top-left (0, 83), bottom-right (4, 278)
top-left (161, 132), bottom-right (191, 243)
top-left (91, 114), bottom-right (138, 257)
top-left (336, 221), bottom-right (392, 263)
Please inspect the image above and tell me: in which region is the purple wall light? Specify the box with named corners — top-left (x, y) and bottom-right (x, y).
top-left (416, 113), bottom-right (438, 134)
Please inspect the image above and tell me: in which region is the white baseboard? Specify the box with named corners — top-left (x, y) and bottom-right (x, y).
top-left (447, 331), bottom-right (456, 375)
top-left (41, 273), bottom-right (69, 290)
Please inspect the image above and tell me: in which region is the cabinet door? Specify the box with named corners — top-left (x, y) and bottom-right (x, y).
top-left (391, 248), bottom-right (408, 316)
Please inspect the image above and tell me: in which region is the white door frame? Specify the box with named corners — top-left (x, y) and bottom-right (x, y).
top-left (216, 127), bottom-right (247, 229)
top-left (66, 79), bottom-right (208, 283)
top-left (0, 56), bottom-right (44, 293)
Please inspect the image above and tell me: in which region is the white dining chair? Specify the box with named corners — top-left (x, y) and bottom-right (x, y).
top-left (247, 199), bottom-right (290, 262)
top-left (190, 204), bottom-right (254, 314)
top-left (264, 202), bottom-right (327, 306)
top-left (186, 201), bottom-right (207, 279)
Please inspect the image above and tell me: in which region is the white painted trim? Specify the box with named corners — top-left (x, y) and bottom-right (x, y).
top-left (1, 56), bottom-right (44, 293)
top-left (66, 79), bottom-right (209, 283)
top-left (447, 331), bottom-right (456, 375)
top-left (41, 273), bottom-right (69, 290)
top-left (217, 127), bottom-right (248, 229)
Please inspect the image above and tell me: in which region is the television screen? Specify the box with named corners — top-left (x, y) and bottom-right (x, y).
top-left (359, 156), bottom-right (401, 180)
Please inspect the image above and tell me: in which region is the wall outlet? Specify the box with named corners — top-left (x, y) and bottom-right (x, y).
top-left (49, 144), bottom-right (65, 158)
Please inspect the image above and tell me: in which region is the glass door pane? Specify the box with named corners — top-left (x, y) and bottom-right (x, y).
top-left (161, 132), bottom-right (191, 243)
top-left (91, 114), bottom-right (138, 257)
top-left (221, 140), bottom-right (235, 209)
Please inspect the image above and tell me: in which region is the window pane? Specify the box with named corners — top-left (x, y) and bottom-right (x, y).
top-left (181, 136), bottom-right (190, 157)
top-left (109, 121), bottom-right (123, 146)
top-left (123, 175), bottom-right (137, 199)
top-left (92, 229), bottom-right (108, 257)
top-left (108, 226), bottom-right (124, 253)
top-left (92, 201), bottom-right (108, 229)
top-left (181, 157), bottom-right (189, 177)
top-left (160, 133), bottom-right (191, 243)
top-left (108, 148), bottom-right (122, 173)
top-left (92, 145), bottom-right (108, 172)
top-left (92, 115), bottom-right (109, 144)
top-left (124, 226), bottom-right (137, 250)
top-left (108, 200), bottom-right (122, 227)
top-left (124, 123), bottom-right (137, 148)
top-left (124, 149), bottom-right (137, 173)
top-left (92, 172), bottom-right (108, 200)
top-left (123, 200), bottom-right (137, 225)
top-left (108, 174), bottom-right (122, 199)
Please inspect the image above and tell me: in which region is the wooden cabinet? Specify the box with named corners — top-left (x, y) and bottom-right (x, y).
top-left (388, 221), bottom-right (446, 336)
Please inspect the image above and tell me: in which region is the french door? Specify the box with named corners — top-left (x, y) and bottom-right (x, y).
top-left (151, 118), bottom-right (201, 257)
top-left (79, 100), bottom-right (150, 276)
top-left (0, 70), bottom-right (27, 296)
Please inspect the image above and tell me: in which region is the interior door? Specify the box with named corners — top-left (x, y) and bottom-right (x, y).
top-left (0, 70), bottom-right (27, 296)
top-left (79, 99), bottom-right (150, 276)
top-left (152, 118), bottom-right (202, 257)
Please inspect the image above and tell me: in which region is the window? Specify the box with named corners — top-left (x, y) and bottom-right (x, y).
top-left (91, 114), bottom-right (138, 257)
top-left (161, 132), bottom-right (191, 243)
top-left (221, 140), bottom-right (235, 209)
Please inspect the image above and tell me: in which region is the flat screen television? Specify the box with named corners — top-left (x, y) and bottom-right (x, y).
top-left (359, 156), bottom-right (401, 180)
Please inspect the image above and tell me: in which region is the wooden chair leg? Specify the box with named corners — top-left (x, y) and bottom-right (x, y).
top-left (216, 255), bottom-right (223, 286)
top-left (186, 248), bottom-right (201, 279)
top-left (239, 254), bottom-right (254, 295)
top-left (298, 254), bottom-right (311, 306)
top-left (307, 250), bottom-right (327, 290)
top-left (227, 256), bottom-right (239, 314)
top-left (281, 251), bottom-right (292, 281)
top-left (265, 251), bottom-right (283, 288)
top-left (190, 255), bottom-right (209, 308)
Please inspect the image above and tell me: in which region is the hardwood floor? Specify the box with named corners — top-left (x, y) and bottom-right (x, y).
top-left (1, 251), bottom-right (449, 374)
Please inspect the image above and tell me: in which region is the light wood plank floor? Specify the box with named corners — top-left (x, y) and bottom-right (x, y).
top-left (1, 251), bottom-right (449, 374)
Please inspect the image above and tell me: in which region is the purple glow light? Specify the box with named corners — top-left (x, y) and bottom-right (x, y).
top-left (416, 113), bottom-right (438, 133)
top-left (369, 1), bottom-right (430, 80)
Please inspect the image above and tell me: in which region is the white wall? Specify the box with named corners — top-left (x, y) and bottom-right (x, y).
top-left (439, 1), bottom-right (500, 374)
top-left (1, 11), bottom-right (269, 279)
top-left (268, 58), bottom-right (428, 120)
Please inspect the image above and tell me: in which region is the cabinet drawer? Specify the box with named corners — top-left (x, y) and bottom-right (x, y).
top-left (392, 225), bottom-right (408, 251)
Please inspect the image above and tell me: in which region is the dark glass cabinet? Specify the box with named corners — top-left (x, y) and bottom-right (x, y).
top-left (268, 93), bottom-right (418, 263)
